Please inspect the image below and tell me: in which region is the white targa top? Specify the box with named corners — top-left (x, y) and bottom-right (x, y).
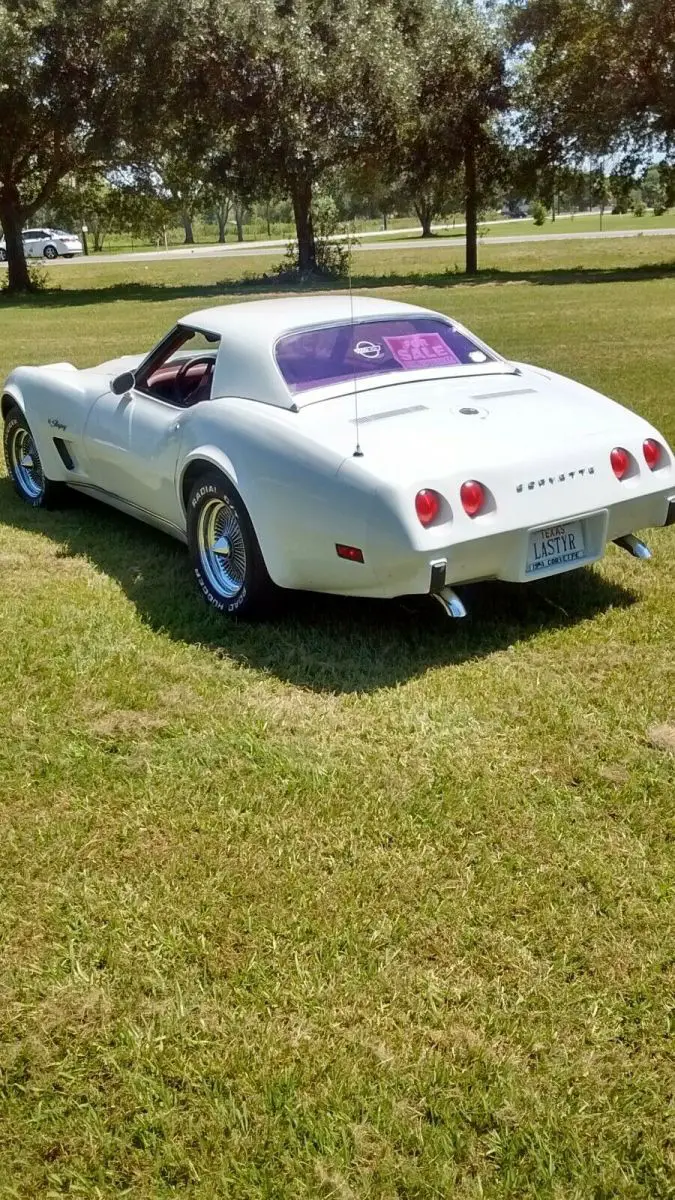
top-left (179, 294), bottom-right (429, 341)
top-left (178, 295), bottom-right (506, 410)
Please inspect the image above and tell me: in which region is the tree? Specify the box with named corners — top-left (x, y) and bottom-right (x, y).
top-left (202, 0), bottom-right (411, 273)
top-left (151, 153), bottom-right (206, 244)
top-left (49, 174), bottom-right (117, 252)
top-left (508, 1), bottom-right (675, 197)
top-left (0, 0), bottom-right (186, 292)
top-left (389, 1), bottom-right (507, 271)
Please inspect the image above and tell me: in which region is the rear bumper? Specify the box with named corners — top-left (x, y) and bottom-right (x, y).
top-left (369, 488), bottom-right (675, 600)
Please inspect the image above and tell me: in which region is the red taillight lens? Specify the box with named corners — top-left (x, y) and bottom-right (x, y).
top-left (643, 438), bottom-right (662, 470)
top-left (336, 543), bottom-right (364, 562)
top-left (460, 479), bottom-right (485, 517)
top-left (415, 489), bottom-right (441, 526)
top-left (610, 447), bottom-right (630, 479)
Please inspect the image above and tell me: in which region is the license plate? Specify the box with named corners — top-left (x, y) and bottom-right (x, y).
top-left (526, 521), bottom-right (586, 575)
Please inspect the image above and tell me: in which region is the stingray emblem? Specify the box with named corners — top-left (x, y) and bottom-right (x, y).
top-left (353, 340), bottom-right (382, 360)
top-left (516, 466), bottom-right (595, 493)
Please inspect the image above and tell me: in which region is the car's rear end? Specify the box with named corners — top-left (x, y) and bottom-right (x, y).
top-left (298, 367), bottom-right (675, 602)
top-left (52, 230), bottom-right (84, 257)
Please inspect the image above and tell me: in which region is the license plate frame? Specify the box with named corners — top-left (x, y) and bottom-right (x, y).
top-left (525, 519), bottom-right (587, 576)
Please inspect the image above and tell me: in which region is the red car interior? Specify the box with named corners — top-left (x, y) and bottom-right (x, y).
top-left (145, 359), bottom-right (214, 405)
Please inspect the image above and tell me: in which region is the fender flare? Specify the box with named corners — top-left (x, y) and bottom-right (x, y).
top-left (178, 445), bottom-right (239, 517)
top-left (1, 383), bottom-right (25, 419)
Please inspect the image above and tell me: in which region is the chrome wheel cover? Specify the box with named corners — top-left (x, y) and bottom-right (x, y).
top-left (8, 425), bottom-right (45, 501)
top-left (197, 497), bottom-right (247, 600)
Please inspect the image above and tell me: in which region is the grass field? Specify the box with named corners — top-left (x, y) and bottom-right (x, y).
top-left (64, 207), bottom-right (673, 255)
top-left (379, 209), bottom-right (675, 243)
top-left (1, 239), bottom-right (674, 1198)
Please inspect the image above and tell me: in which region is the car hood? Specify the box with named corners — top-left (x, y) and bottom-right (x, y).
top-left (297, 364), bottom-right (657, 480)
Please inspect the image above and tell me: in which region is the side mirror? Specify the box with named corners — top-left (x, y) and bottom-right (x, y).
top-left (111, 370), bottom-right (135, 395)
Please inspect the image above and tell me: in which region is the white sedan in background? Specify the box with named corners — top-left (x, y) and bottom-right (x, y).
top-left (2, 296), bottom-right (674, 620)
top-left (0, 228), bottom-right (83, 261)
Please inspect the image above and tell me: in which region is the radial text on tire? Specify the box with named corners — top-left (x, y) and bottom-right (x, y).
top-left (186, 470), bottom-right (274, 618)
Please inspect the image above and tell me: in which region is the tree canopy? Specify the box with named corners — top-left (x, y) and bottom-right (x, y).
top-left (2, 0), bottom-right (675, 291)
top-left (0, 0), bottom-right (188, 289)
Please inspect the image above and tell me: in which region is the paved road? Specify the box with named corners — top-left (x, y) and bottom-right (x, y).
top-left (3, 222), bottom-right (675, 268)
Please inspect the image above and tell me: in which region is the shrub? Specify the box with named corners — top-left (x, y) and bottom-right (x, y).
top-left (531, 201), bottom-right (547, 226)
top-left (632, 199), bottom-right (645, 217)
top-left (272, 194), bottom-right (358, 282)
top-left (1, 260), bottom-right (51, 295)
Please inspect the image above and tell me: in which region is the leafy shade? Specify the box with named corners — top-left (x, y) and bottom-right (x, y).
top-left (0, 0), bottom-right (187, 292)
top-left (509, 0), bottom-right (675, 167)
top-left (202, 0), bottom-right (412, 273)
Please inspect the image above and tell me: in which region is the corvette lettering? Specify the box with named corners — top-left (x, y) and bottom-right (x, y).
top-left (48, 418), bottom-right (67, 431)
top-left (516, 466), bottom-right (595, 493)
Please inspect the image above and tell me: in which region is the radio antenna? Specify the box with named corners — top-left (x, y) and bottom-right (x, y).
top-left (348, 223), bottom-right (363, 458)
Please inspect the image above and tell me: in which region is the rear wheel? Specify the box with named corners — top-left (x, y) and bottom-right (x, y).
top-left (3, 405), bottom-right (64, 508)
top-left (187, 471), bottom-right (274, 618)
top-left (0, 248), bottom-right (6, 262)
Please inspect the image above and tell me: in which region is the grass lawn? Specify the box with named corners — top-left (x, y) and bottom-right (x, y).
top-left (1, 240), bottom-right (674, 1198)
top-left (374, 209), bottom-right (675, 242)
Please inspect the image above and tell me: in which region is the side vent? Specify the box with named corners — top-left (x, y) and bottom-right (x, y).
top-left (53, 438), bottom-right (75, 470)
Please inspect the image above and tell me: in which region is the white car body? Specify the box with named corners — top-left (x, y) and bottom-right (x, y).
top-left (2, 295), bottom-right (674, 614)
top-left (0, 227), bottom-right (83, 261)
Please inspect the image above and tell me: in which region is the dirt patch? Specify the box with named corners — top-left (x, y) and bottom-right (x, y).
top-left (87, 709), bottom-right (169, 739)
top-left (647, 723), bottom-right (675, 754)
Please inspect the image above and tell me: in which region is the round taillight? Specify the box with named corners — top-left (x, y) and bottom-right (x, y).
top-left (460, 479), bottom-right (485, 517)
top-left (610, 447), bottom-right (630, 480)
top-left (643, 438), bottom-right (662, 470)
top-left (415, 489), bottom-right (441, 526)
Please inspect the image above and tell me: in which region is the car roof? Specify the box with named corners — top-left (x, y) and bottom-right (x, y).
top-left (180, 295), bottom-right (431, 340)
top-left (179, 296), bottom-right (447, 410)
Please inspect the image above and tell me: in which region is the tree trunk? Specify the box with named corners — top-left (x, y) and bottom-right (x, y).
top-left (291, 177), bottom-right (316, 272)
top-left (234, 204), bottom-right (244, 242)
top-left (266, 200), bottom-right (272, 239)
top-left (215, 199), bottom-right (230, 243)
top-left (382, 211), bottom-right (388, 231)
top-left (182, 212), bottom-right (194, 244)
top-left (414, 199), bottom-right (434, 237)
top-left (464, 137), bottom-right (478, 276)
top-left (0, 199), bottom-right (31, 293)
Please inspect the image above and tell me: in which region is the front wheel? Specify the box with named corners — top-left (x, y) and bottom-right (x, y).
top-left (3, 405), bottom-right (64, 508)
top-left (0, 248), bottom-right (6, 262)
top-left (43, 245), bottom-right (58, 260)
top-left (187, 471), bottom-right (274, 618)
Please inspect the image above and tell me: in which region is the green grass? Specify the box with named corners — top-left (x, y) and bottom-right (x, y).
top-left (373, 209), bottom-right (675, 242)
top-left (81, 207), bottom-right (674, 254)
top-left (1, 239), bottom-right (675, 1198)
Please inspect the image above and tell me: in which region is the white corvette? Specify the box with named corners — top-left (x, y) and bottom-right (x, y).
top-left (2, 295), bottom-right (674, 619)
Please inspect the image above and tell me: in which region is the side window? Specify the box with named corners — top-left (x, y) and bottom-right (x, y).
top-left (22, 230), bottom-right (37, 241)
top-left (134, 327), bottom-right (220, 407)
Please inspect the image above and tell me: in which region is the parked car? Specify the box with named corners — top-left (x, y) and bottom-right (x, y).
top-left (2, 296), bottom-right (674, 620)
top-left (0, 228), bottom-right (83, 261)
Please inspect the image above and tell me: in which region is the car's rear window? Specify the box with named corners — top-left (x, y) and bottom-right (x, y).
top-left (275, 318), bottom-right (496, 393)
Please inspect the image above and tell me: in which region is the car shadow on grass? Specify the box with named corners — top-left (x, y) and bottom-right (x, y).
top-left (1, 483), bottom-right (638, 694)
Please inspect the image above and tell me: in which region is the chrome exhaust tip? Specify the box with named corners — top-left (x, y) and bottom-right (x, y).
top-left (614, 534), bottom-right (652, 560)
top-left (433, 586), bottom-right (468, 619)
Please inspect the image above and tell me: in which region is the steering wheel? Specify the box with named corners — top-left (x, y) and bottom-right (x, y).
top-left (173, 355), bottom-right (215, 406)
